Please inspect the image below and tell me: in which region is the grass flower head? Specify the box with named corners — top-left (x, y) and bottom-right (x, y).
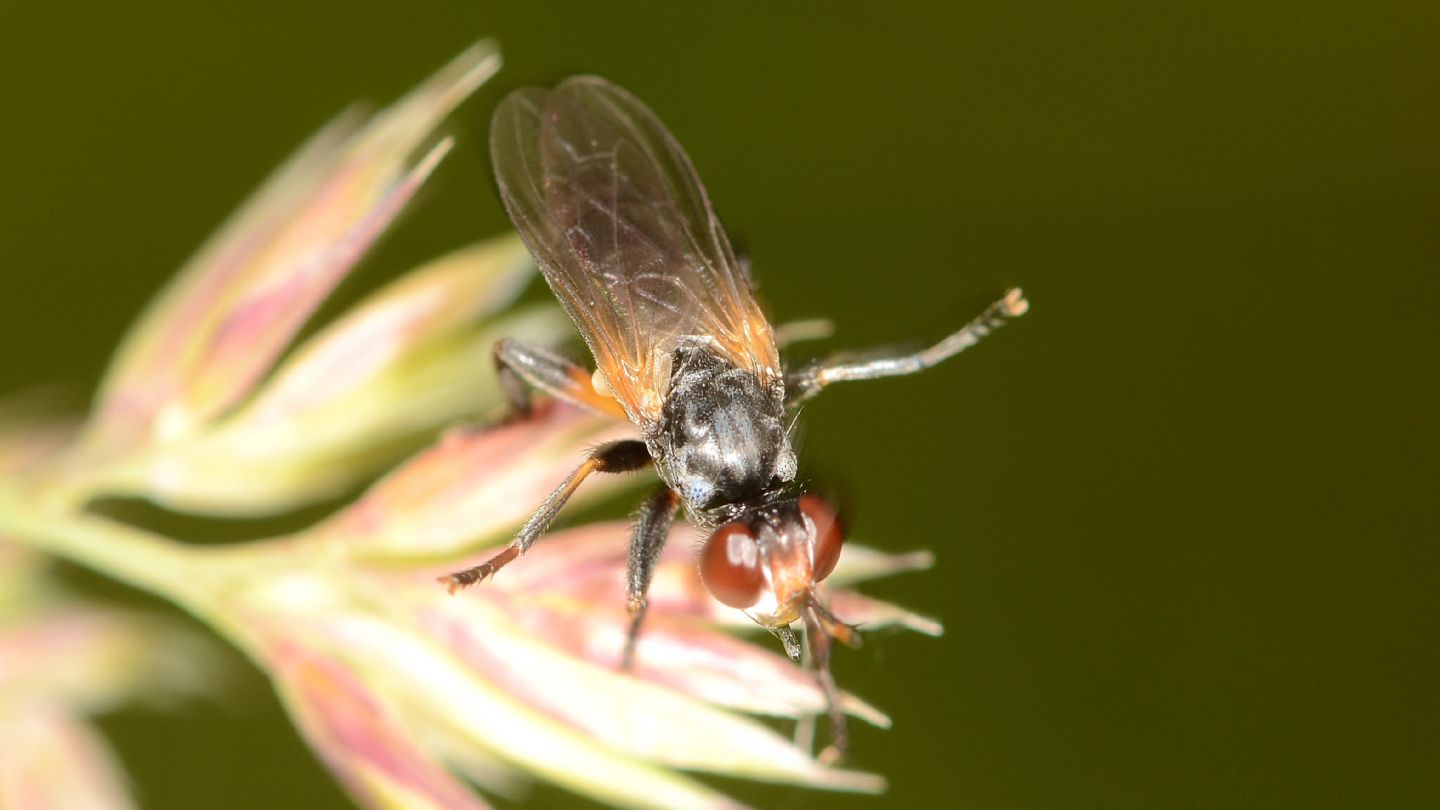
top-left (0, 42), bottom-right (940, 809)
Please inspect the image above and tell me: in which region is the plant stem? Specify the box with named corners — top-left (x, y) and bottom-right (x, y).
top-left (0, 478), bottom-right (202, 605)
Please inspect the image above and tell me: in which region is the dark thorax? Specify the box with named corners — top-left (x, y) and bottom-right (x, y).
top-left (649, 341), bottom-right (797, 525)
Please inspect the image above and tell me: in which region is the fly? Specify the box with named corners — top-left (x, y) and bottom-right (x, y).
top-left (441, 76), bottom-right (1028, 759)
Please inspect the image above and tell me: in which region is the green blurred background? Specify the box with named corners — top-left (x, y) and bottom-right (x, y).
top-left (3, 2), bottom-right (1436, 808)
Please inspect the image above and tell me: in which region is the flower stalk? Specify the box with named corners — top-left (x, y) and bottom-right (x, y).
top-left (0, 481), bottom-right (201, 604)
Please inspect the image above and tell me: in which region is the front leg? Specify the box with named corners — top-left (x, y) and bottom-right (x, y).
top-left (802, 599), bottom-right (863, 764)
top-left (620, 486), bottom-right (681, 670)
top-left (787, 288), bottom-right (1028, 404)
top-left (438, 439), bottom-right (652, 592)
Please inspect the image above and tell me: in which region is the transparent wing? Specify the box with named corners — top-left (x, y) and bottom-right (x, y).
top-left (490, 76), bottom-right (780, 424)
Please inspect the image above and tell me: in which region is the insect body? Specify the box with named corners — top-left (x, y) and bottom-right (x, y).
top-left (442, 76), bottom-right (1027, 758)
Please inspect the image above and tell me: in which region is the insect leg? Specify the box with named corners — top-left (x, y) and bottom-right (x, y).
top-left (786, 288), bottom-right (1028, 404)
top-left (803, 600), bottom-right (860, 764)
top-left (438, 439), bottom-right (652, 593)
top-left (494, 338), bottom-right (629, 420)
top-left (620, 486), bottom-right (681, 670)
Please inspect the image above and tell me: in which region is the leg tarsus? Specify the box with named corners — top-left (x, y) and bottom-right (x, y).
top-left (438, 545), bottom-right (519, 593)
top-left (619, 486), bottom-right (681, 670)
top-left (621, 601), bottom-right (648, 671)
top-left (810, 598), bottom-right (863, 650)
top-left (803, 603), bottom-right (850, 764)
top-left (803, 599), bottom-right (863, 763)
top-left (787, 287), bottom-right (1028, 405)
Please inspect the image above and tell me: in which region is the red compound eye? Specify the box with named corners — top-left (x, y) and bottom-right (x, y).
top-left (699, 521), bottom-right (765, 608)
top-left (799, 494), bottom-right (844, 582)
